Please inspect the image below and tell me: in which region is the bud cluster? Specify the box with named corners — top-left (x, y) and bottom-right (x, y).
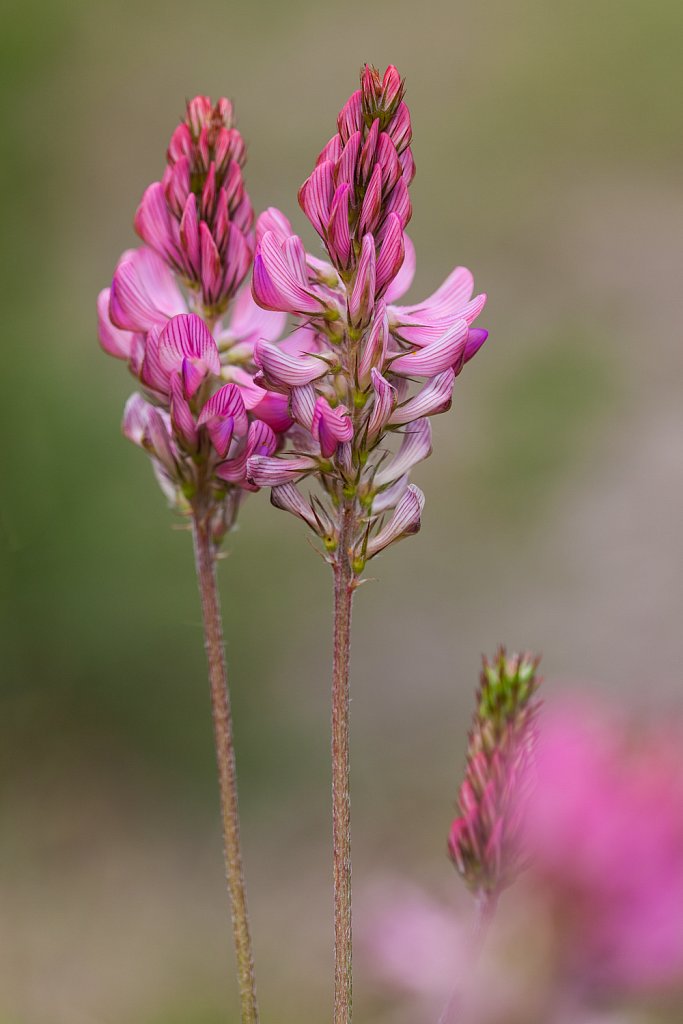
top-left (448, 649), bottom-right (541, 897)
top-left (136, 96), bottom-right (254, 317)
top-left (98, 97), bottom-right (290, 541)
top-left (247, 65), bottom-right (488, 573)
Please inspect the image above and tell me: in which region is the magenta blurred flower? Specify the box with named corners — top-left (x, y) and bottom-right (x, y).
top-left (525, 697), bottom-right (683, 994)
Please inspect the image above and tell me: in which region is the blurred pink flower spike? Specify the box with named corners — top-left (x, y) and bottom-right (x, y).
top-left (449, 648), bottom-right (542, 900)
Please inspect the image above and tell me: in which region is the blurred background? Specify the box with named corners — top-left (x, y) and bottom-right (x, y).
top-left (2, 0), bottom-right (682, 1021)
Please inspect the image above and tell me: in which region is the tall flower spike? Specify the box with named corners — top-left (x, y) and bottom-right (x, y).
top-left (448, 648), bottom-right (542, 900)
top-left (98, 95), bottom-right (304, 1024)
top-left (247, 65), bottom-right (490, 1024)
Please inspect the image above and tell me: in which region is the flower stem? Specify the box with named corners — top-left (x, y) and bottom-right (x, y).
top-left (437, 890), bottom-right (498, 1024)
top-left (332, 501), bottom-right (355, 1024)
top-left (192, 510), bottom-right (259, 1024)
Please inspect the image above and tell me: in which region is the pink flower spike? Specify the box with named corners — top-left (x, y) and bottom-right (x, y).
top-left (366, 369), bottom-right (397, 438)
top-left (366, 484), bottom-right (424, 558)
top-left (383, 235), bottom-right (416, 304)
top-left (97, 288), bottom-right (136, 360)
top-left (254, 339), bottom-right (327, 388)
top-left (348, 234), bottom-right (376, 329)
top-left (375, 214), bottom-right (405, 296)
top-left (246, 453), bottom-right (318, 487)
top-left (311, 398), bottom-right (353, 458)
top-left (298, 161), bottom-right (334, 239)
top-left (109, 247), bottom-right (186, 332)
top-left (374, 418), bottom-right (432, 486)
top-left (390, 319), bottom-right (469, 377)
top-left (388, 369), bottom-right (455, 425)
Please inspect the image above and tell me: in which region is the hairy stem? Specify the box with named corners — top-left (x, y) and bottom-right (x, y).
top-left (332, 501), bottom-right (355, 1024)
top-left (192, 511), bottom-right (259, 1024)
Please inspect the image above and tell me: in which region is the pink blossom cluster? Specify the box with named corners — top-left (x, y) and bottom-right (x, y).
top-left (97, 97), bottom-right (290, 538)
top-left (246, 65), bottom-right (488, 569)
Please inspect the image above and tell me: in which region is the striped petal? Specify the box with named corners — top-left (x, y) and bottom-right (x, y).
top-left (390, 319), bottom-right (468, 377)
top-left (374, 418), bottom-right (432, 487)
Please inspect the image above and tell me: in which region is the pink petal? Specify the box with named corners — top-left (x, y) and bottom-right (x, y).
top-left (311, 398), bottom-right (353, 458)
top-left (390, 319), bottom-right (468, 377)
top-left (366, 484), bottom-right (425, 557)
top-left (227, 283), bottom-right (286, 346)
top-left (357, 164), bottom-right (383, 237)
top-left (358, 303), bottom-right (389, 383)
top-left (388, 369), bottom-right (455, 425)
top-left (327, 184), bottom-right (352, 269)
top-left (170, 375), bottom-right (199, 449)
top-left (179, 193), bottom-right (200, 278)
top-left (255, 207), bottom-right (293, 245)
top-left (336, 131), bottom-right (362, 186)
top-left (252, 232), bottom-right (322, 315)
top-left (198, 383), bottom-right (248, 436)
top-left (383, 235), bottom-right (416, 304)
top-left (109, 247), bottom-right (186, 332)
top-left (371, 473), bottom-right (410, 514)
top-left (374, 418), bottom-right (432, 486)
top-left (251, 390), bottom-right (293, 433)
top-left (246, 454), bottom-right (317, 487)
top-left (134, 182), bottom-right (180, 266)
top-left (290, 383), bottom-right (317, 430)
top-left (270, 483), bottom-right (320, 530)
top-left (348, 234), bottom-right (376, 328)
top-left (254, 339), bottom-right (327, 387)
top-left (298, 161), bottom-right (334, 238)
top-left (375, 214), bottom-right (405, 296)
top-left (366, 369), bottom-right (397, 438)
top-left (97, 288), bottom-right (135, 360)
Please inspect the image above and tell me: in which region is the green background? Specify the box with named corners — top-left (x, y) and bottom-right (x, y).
top-left (2, 1), bottom-right (682, 1021)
